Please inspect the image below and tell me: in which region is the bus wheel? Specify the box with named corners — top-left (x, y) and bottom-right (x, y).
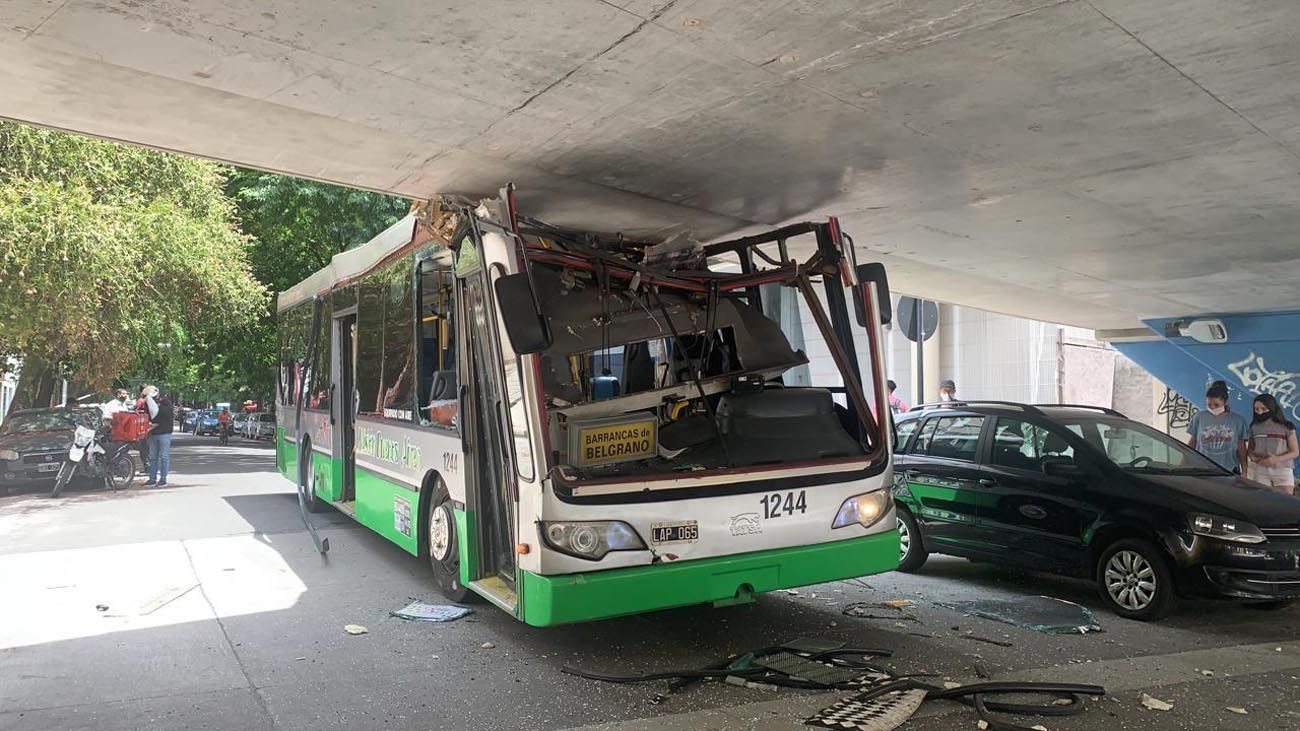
top-left (300, 438), bottom-right (328, 513)
top-left (426, 485), bottom-right (473, 603)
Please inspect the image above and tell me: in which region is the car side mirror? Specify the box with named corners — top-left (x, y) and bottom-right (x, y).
top-left (493, 272), bottom-right (552, 354)
top-left (853, 262), bottom-right (891, 327)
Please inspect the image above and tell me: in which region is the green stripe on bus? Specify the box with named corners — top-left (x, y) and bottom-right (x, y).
top-left (353, 468), bottom-right (421, 556)
top-left (518, 531), bottom-right (900, 627)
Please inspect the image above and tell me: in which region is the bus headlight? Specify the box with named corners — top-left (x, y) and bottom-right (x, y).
top-left (832, 490), bottom-right (893, 530)
top-left (541, 521), bottom-right (647, 560)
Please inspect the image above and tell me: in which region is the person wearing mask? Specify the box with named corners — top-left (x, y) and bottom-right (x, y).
top-left (1247, 393), bottom-right (1298, 495)
top-left (887, 380), bottom-right (910, 414)
top-left (141, 385), bottom-right (175, 487)
top-left (938, 379), bottom-right (957, 402)
top-left (1186, 380), bottom-right (1249, 474)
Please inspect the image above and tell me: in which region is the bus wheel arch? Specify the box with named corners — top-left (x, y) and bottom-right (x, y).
top-left (419, 472), bottom-right (474, 603)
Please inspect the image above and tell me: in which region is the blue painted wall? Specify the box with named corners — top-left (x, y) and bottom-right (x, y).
top-left (1114, 310), bottom-right (1300, 426)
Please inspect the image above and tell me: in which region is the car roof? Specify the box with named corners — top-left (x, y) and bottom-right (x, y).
top-left (900, 401), bottom-right (1126, 423)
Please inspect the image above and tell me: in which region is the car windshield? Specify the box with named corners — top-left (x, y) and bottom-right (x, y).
top-left (1059, 416), bottom-right (1225, 474)
top-left (0, 409), bottom-right (96, 435)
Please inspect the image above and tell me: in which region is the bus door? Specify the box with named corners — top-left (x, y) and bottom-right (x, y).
top-left (459, 261), bottom-right (518, 601)
top-left (333, 312), bottom-right (358, 503)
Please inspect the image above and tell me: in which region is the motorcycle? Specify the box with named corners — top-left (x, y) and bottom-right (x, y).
top-left (50, 422), bottom-right (137, 498)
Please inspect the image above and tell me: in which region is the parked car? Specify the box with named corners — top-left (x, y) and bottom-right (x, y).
top-left (0, 407), bottom-right (104, 494)
top-left (233, 413), bottom-right (252, 437)
top-left (182, 409), bottom-right (201, 432)
top-left (194, 410), bottom-right (221, 436)
top-left (892, 401), bottom-right (1300, 620)
top-left (247, 413), bottom-right (277, 440)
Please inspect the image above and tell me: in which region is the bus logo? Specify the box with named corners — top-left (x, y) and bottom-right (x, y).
top-left (730, 513), bottom-right (763, 536)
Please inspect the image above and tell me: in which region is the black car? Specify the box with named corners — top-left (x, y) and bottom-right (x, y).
top-left (0, 407), bottom-right (103, 495)
top-left (892, 401), bottom-right (1300, 620)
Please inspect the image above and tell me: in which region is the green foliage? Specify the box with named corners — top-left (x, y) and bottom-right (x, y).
top-left (0, 122), bottom-right (267, 401)
top-left (194, 171), bottom-right (410, 402)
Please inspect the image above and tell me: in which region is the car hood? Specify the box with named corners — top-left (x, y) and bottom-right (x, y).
top-left (1139, 473), bottom-right (1300, 526)
top-left (0, 429), bottom-right (73, 454)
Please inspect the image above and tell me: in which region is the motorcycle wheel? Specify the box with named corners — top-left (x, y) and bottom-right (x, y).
top-left (51, 460), bottom-right (77, 498)
top-left (109, 455), bottom-right (136, 490)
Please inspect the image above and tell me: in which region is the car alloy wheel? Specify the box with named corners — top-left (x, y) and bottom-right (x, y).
top-left (897, 516), bottom-right (911, 562)
top-left (1104, 549), bottom-right (1156, 611)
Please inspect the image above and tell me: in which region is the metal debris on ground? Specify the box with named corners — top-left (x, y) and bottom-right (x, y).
top-left (343, 624), bottom-right (369, 635)
top-left (1140, 693), bottom-right (1173, 711)
top-left (962, 635), bottom-right (1014, 648)
top-left (561, 638), bottom-right (1105, 730)
top-left (138, 583), bottom-right (200, 615)
top-left (1226, 706), bottom-right (1248, 715)
top-left (935, 596), bottom-right (1102, 635)
top-left (843, 602), bottom-right (921, 622)
top-left (390, 600), bottom-right (472, 623)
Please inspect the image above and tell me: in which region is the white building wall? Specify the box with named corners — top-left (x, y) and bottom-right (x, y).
top-left (937, 304), bottom-right (1061, 404)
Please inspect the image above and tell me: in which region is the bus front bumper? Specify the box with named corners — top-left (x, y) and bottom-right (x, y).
top-left (518, 530), bottom-right (899, 626)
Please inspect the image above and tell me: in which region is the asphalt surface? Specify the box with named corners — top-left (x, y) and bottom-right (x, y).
top-left (2, 435), bottom-right (1299, 730)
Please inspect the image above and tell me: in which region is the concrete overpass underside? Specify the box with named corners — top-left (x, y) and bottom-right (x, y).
top-left (3, 0), bottom-right (1298, 330)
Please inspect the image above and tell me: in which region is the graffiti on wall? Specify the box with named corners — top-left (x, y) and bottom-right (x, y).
top-left (1228, 352), bottom-right (1300, 421)
top-left (1157, 389), bottom-right (1198, 432)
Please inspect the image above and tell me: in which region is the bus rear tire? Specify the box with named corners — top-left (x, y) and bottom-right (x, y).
top-left (426, 485), bottom-right (473, 604)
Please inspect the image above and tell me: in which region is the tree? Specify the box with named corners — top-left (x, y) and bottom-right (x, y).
top-left (0, 122), bottom-right (267, 408)
top-left (199, 171), bottom-right (410, 402)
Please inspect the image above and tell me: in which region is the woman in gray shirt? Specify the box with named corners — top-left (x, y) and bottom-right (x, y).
top-left (1248, 393), bottom-right (1298, 495)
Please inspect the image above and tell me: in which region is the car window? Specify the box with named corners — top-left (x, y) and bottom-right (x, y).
top-left (925, 416), bottom-right (985, 461)
top-left (991, 417), bottom-right (1074, 471)
top-left (894, 419), bottom-right (920, 452)
top-left (910, 417), bottom-right (940, 455)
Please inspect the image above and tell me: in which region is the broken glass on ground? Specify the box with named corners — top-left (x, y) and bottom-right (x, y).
top-left (933, 595), bottom-right (1102, 635)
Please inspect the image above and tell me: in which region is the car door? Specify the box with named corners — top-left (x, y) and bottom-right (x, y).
top-left (976, 416), bottom-right (1096, 572)
top-left (896, 413), bottom-right (990, 554)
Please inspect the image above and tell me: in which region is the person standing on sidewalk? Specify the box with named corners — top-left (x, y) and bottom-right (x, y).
top-left (1186, 380), bottom-right (1250, 474)
top-left (141, 385), bottom-right (175, 487)
top-left (1248, 393), bottom-right (1298, 495)
top-left (887, 380), bottom-right (910, 414)
top-left (133, 384), bottom-right (151, 473)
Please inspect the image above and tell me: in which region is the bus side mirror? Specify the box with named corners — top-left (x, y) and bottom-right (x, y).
top-left (853, 263), bottom-right (891, 327)
top-left (494, 273), bottom-right (552, 354)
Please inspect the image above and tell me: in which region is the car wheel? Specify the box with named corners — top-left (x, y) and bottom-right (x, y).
top-left (1097, 538), bottom-right (1176, 621)
top-left (896, 508), bottom-right (929, 573)
top-left (426, 483), bottom-right (474, 603)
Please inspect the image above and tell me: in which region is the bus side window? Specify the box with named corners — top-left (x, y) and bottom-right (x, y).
top-left (419, 265), bottom-right (458, 430)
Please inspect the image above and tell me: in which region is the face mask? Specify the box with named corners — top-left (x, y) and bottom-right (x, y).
top-left (939, 392), bottom-right (953, 402)
top-left (1253, 412), bottom-right (1271, 424)
top-left (1207, 405), bottom-right (1225, 416)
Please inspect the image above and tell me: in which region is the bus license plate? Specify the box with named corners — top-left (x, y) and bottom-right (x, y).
top-left (650, 521), bottom-right (699, 544)
top-left (37, 462), bottom-right (60, 473)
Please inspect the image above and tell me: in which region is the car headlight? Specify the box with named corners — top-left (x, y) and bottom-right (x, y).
top-left (540, 521), bottom-right (647, 561)
top-left (0, 449), bottom-right (18, 462)
top-left (1188, 513), bottom-right (1265, 544)
top-left (832, 490), bottom-right (893, 530)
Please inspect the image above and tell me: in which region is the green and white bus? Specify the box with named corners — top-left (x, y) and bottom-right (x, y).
top-left (275, 190), bottom-right (897, 626)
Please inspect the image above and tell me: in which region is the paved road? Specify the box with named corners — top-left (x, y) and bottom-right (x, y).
top-left (2, 436), bottom-right (1298, 730)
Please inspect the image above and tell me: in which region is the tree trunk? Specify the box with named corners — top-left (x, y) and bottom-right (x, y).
top-left (9, 353), bottom-right (60, 411)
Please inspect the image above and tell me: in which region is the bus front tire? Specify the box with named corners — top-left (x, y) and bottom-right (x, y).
top-left (426, 486), bottom-right (474, 603)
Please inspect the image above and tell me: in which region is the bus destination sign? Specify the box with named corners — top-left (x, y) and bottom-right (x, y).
top-left (569, 413), bottom-right (658, 467)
